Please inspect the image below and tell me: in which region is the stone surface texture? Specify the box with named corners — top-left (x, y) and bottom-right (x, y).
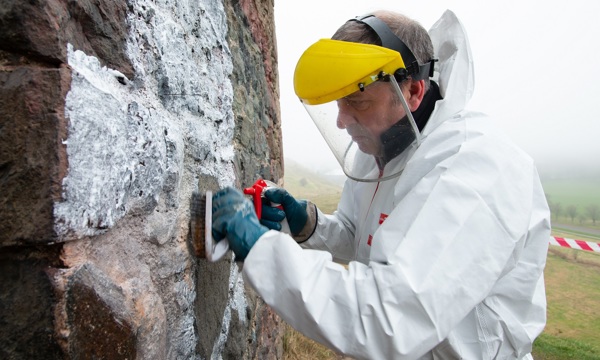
top-left (0, 0), bottom-right (284, 358)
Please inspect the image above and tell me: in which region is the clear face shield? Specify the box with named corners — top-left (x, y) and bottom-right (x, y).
top-left (294, 39), bottom-right (422, 182)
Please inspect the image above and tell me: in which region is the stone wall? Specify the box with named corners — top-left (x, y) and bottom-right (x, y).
top-left (0, 0), bottom-right (284, 359)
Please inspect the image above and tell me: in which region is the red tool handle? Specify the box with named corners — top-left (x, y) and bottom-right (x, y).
top-left (243, 179), bottom-right (268, 219)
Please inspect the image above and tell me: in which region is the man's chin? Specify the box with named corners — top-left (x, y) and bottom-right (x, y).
top-left (354, 140), bottom-right (378, 155)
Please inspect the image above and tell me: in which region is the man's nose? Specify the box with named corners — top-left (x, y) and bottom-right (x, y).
top-left (336, 102), bottom-right (357, 129)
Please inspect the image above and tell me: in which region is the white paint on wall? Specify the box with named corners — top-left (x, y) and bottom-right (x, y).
top-left (56, 0), bottom-right (236, 239)
top-left (57, 44), bottom-right (168, 237)
top-left (55, 0), bottom-right (252, 358)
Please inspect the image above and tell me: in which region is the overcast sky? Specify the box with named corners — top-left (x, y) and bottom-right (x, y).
top-left (274, 0), bottom-right (600, 178)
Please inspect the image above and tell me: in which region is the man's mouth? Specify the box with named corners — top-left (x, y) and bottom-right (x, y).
top-left (351, 135), bottom-right (368, 143)
top-left (348, 130), bottom-right (369, 142)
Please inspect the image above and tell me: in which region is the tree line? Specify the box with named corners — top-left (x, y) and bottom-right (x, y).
top-left (547, 200), bottom-right (599, 226)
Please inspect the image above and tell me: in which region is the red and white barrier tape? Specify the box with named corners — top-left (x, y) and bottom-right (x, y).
top-left (549, 236), bottom-right (600, 253)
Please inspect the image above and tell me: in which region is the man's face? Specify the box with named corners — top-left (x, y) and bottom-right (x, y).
top-left (336, 81), bottom-right (407, 156)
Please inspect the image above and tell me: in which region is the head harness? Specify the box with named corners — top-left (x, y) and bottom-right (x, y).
top-left (350, 15), bottom-right (436, 82)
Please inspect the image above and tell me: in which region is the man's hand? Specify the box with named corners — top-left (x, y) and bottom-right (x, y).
top-left (212, 187), bottom-right (268, 260)
top-left (261, 187), bottom-right (317, 242)
top-left (259, 201), bottom-right (286, 231)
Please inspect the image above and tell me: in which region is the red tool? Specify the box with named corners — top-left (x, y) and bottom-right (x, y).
top-left (243, 179), bottom-right (270, 219)
top-left (243, 179), bottom-right (290, 235)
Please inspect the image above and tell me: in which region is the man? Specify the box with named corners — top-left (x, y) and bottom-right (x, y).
top-left (211, 10), bottom-right (550, 359)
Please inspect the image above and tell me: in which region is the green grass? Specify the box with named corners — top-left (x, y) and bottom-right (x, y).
top-left (540, 249), bottom-right (600, 338)
top-left (533, 333), bottom-right (600, 360)
top-left (284, 161), bottom-right (600, 359)
top-left (533, 247), bottom-right (600, 359)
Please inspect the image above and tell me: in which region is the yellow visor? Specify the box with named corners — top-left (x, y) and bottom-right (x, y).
top-left (293, 39), bottom-right (406, 105)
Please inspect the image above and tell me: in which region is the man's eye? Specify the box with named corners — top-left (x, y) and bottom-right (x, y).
top-left (347, 99), bottom-right (369, 111)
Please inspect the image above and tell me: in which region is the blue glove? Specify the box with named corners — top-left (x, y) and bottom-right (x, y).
top-left (262, 187), bottom-right (317, 242)
top-left (259, 200), bottom-right (286, 231)
top-left (212, 187), bottom-right (268, 260)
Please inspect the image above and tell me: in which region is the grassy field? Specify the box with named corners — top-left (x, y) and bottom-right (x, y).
top-left (536, 247), bottom-right (600, 359)
top-left (282, 161), bottom-right (600, 359)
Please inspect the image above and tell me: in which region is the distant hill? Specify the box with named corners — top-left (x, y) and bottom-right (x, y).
top-left (283, 159), bottom-right (343, 213)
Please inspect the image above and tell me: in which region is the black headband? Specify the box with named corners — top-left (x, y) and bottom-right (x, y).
top-left (350, 15), bottom-right (436, 81)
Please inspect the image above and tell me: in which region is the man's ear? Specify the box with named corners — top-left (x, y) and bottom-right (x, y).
top-left (407, 79), bottom-right (426, 112)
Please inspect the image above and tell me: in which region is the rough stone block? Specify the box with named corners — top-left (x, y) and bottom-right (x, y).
top-left (0, 67), bottom-right (70, 246)
top-left (0, 248), bottom-right (64, 359)
top-left (0, 0), bottom-right (133, 76)
top-left (65, 264), bottom-right (137, 359)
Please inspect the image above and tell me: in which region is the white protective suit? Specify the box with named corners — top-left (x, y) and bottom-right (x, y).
top-left (243, 10), bottom-right (550, 360)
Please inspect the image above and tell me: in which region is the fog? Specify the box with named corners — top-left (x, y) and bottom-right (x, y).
top-left (275, 0), bottom-right (600, 180)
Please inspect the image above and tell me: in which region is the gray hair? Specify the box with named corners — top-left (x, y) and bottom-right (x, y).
top-left (331, 10), bottom-right (433, 90)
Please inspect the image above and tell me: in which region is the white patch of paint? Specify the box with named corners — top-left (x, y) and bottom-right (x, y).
top-left (57, 44), bottom-right (169, 238)
top-left (56, 0), bottom-right (237, 240)
top-left (57, 0), bottom-right (249, 358)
